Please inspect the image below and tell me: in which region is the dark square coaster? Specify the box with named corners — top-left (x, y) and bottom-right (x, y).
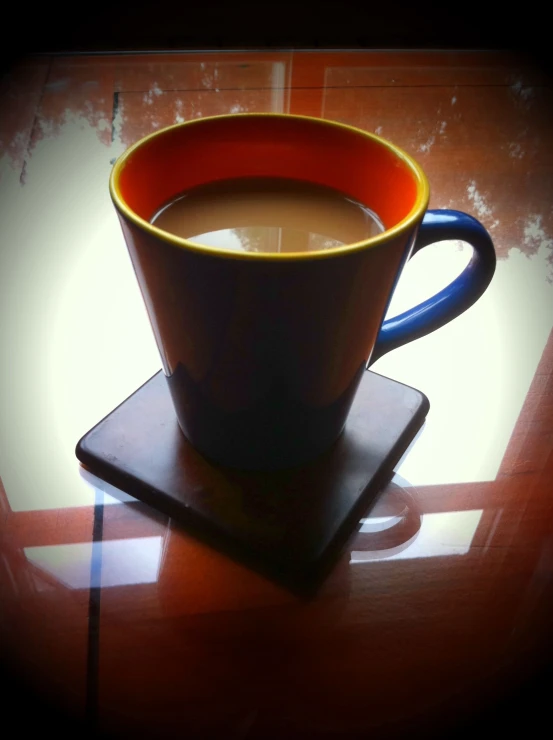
top-left (76, 370), bottom-right (428, 593)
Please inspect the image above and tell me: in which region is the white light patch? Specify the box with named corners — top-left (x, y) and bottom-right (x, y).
top-left (24, 536), bottom-right (163, 589)
top-left (373, 236), bottom-right (553, 485)
top-left (0, 113), bottom-right (160, 512)
top-left (351, 509), bottom-right (484, 563)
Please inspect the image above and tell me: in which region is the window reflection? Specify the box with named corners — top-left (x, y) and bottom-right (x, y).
top-left (24, 536), bottom-right (163, 588)
top-left (350, 509), bottom-right (483, 563)
top-left (321, 65), bottom-right (553, 487)
top-left (0, 60), bottom-right (292, 515)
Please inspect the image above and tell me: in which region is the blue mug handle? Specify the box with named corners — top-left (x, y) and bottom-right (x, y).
top-left (370, 209), bottom-right (496, 364)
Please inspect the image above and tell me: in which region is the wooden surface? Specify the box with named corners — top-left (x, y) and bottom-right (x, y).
top-left (1, 50), bottom-right (552, 738)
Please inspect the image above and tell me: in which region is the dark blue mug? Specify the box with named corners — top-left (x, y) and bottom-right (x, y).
top-left (110, 114), bottom-right (496, 469)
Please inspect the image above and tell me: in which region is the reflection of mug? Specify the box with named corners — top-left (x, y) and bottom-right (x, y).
top-left (110, 114), bottom-right (496, 470)
top-left (352, 483), bottom-right (422, 559)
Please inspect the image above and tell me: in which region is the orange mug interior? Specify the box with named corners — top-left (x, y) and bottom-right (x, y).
top-left (112, 114), bottom-right (428, 245)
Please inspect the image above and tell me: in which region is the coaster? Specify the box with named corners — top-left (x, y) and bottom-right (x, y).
top-left (76, 370), bottom-right (428, 593)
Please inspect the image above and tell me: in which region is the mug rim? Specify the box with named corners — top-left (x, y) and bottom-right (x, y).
top-left (109, 112), bottom-right (430, 261)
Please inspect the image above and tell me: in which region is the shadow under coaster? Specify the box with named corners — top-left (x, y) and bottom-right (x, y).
top-left (76, 370), bottom-right (429, 594)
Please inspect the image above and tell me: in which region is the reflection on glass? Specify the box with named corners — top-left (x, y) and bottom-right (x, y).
top-left (357, 515), bottom-right (405, 533)
top-left (24, 536), bottom-right (163, 588)
top-left (79, 467), bottom-right (138, 506)
top-left (350, 509), bottom-right (483, 563)
top-left (100, 490), bottom-right (137, 506)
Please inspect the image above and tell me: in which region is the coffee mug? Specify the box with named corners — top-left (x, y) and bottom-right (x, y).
top-left (110, 113), bottom-right (496, 470)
